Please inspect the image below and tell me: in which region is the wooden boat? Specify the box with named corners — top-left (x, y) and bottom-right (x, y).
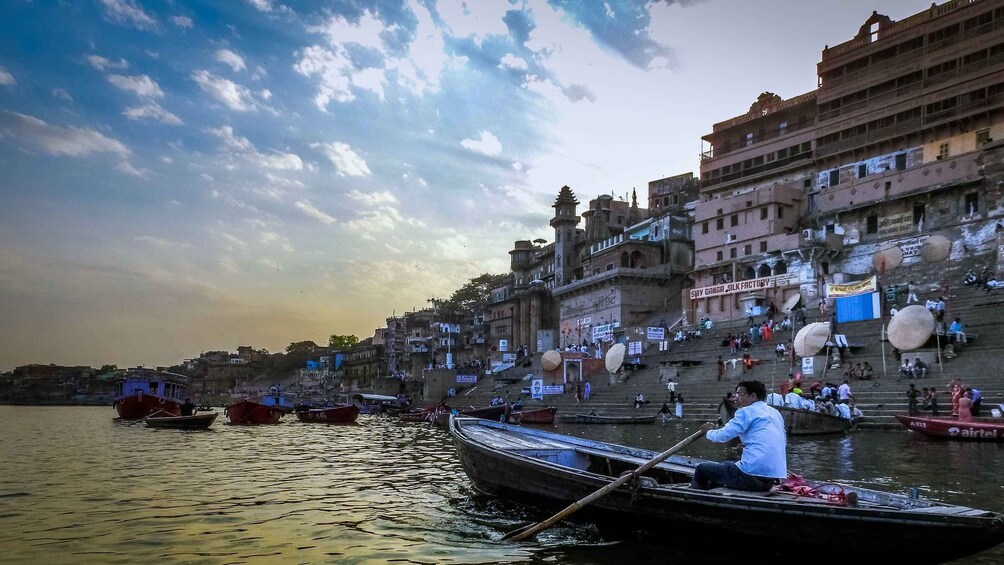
top-left (352, 393), bottom-right (403, 415)
top-left (294, 404), bottom-right (360, 424)
top-left (433, 404), bottom-right (508, 428)
top-left (895, 414), bottom-right (1004, 442)
top-left (449, 417), bottom-right (1004, 562)
top-left (112, 368), bottom-right (189, 420)
top-left (511, 407), bottom-right (558, 424)
top-left (572, 413), bottom-right (656, 425)
top-left (145, 412), bottom-right (218, 429)
top-left (399, 406), bottom-right (438, 422)
top-left (776, 406), bottom-right (851, 435)
top-left (225, 400), bottom-right (286, 425)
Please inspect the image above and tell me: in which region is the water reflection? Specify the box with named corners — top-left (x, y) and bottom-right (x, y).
top-left (0, 407), bottom-right (1001, 564)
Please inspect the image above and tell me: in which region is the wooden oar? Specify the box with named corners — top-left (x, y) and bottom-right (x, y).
top-left (503, 427), bottom-right (707, 542)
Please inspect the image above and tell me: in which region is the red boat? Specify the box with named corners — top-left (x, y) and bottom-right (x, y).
top-left (225, 400), bottom-right (286, 425)
top-left (294, 404), bottom-right (359, 424)
top-left (511, 407), bottom-right (558, 424)
top-left (399, 406), bottom-right (437, 422)
top-left (112, 368), bottom-right (189, 420)
top-left (895, 414), bottom-right (1004, 442)
top-left (432, 404), bottom-right (508, 428)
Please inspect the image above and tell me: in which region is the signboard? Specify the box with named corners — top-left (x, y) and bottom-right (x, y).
top-left (877, 212), bottom-right (913, 236)
top-left (826, 275), bottom-right (877, 298)
top-left (456, 374), bottom-right (477, 384)
top-left (531, 379), bottom-right (543, 400)
top-left (543, 385), bottom-right (565, 395)
top-left (499, 339), bottom-right (508, 352)
top-left (628, 341), bottom-right (642, 355)
top-left (646, 327), bottom-right (665, 340)
top-left (801, 357), bottom-right (814, 375)
top-left (898, 235), bottom-right (931, 259)
top-left (690, 272), bottom-right (798, 300)
top-left (502, 353), bottom-right (516, 362)
top-left (592, 324), bottom-right (613, 342)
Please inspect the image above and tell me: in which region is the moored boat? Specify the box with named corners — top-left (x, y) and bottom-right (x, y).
top-left (895, 414), bottom-right (1004, 442)
top-left (399, 406), bottom-right (438, 422)
top-left (511, 407), bottom-right (558, 425)
top-left (294, 404), bottom-right (360, 424)
top-left (112, 368), bottom-right (189, 420)
top-left (225, 400), bottom-right (286, 425)
top-left (145, 412), bottom-right (218, 429)
top-left (448, 417), bottom-right (1004, 562)
top-left (432, 404), bottom-right (508, 428)
top-left (571, 413), bottom-right (656, 425)
top-left (776, 405), bottom-right (852, 435)
top-left (352, 393), bottom-right (404, 415)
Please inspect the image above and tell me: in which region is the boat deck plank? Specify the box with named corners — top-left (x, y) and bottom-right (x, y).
top-left (464, 425), bottom-right (573, 451)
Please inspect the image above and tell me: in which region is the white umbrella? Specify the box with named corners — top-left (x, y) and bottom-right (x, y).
top-left (920, 235), bottom-right (951, 263)
top-left (605, 343), bottom-right (626, 373)
top-left (793, 322), bottom-right (830, 357)
top-left (888, 305), bottom-right (935, 351)
top-left (872, 246), bottom-right (903, 274)
top-left (782, 292), bottom-right (802, 314)
top-left (540, 350), bottom-right (562, 371)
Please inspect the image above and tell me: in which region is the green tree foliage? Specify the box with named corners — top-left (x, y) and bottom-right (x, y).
top-left (433, 273), bottom-right (506, 322)
top-left (99, 364), bottom-right (119, 374)
top-left (328, 334), bottom-right (359, 350)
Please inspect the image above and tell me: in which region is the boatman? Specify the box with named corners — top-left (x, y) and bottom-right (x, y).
top-left (690, 380), bottom-right (787, 492)
top-left (180, 398), bottom-right (196, 416)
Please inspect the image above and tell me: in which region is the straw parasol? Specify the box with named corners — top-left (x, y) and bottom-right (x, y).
top-left (793, 322), bottom-right (830, 357)
top-left (920, 235), bottom-right (952, 263)
top-left (605, 343), bottom-right (626, 373)
top-left (887, 305), bottom-right (935, 351)
top-left (540, 350), bottom-right (562, 371)
top-left (872, 245), bottom-right (903, 274)
top-left (782, 292), bottom-right (802, 314)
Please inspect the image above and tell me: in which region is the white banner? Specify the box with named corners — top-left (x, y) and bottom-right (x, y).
top-left (542, 385), bottom-right (564, 395)
top-left (690, 272), bottom-right (798, 300)
top-left (531, 379), bottom-right (544, 400)
top-left (456, 374), bottom-right (477, 384)
top-left (801, 357), bottom-right (814, 375)
top-left (628, 341), bottom-right (642, 355)
top-left (647, 327), bottom-right (665, 340)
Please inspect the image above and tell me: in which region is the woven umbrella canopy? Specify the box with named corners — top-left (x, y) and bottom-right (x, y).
top-left (887, 305), bottom-right (935, 351)
top-left (782, 292), bottom-right (802, 314)
top-left (920, 235), bottom-right (952, 263)
top-left (793, 322), bottom-right (830, 357)
top-left (540, 350), bottom-right (562, 371)
top-left (872, 245), bottom-right (903, 274)
top-left (605, 343), bottom-right (626, 373)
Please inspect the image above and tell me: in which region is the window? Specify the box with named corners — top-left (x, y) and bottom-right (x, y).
top-left (744, 244), bottom-right (752, 255)
top-left (760, 208), bottom-right (768, 220)
top-left (804, 178), bottom-right (812, 189)
top-left (745, 132), bottom-right (754, 146)
top-left (716, 218), bottom-right (724, 230)
top-left (777, 206), bottom-right (784, 219)
top-left (976, 129), bottom-right (991, 145)
top-left (779, 121), bottom-right (788, 134)
top-left (671, 194), bottom-right (679, 205)
top-left (730, 214), bottom-right (739, 227)
top-left (913, 204), bottom-right (926, 226)
top-left (702, 221), bottom-right (709, 234)
top-left (965, 193), bottom-right (979, 216)
top-left (858, 164), bottom-right (867, 178)
top-left (866, 215), bottom-right (878, 234)
top-left (895, 153), bottom-right (906, 171)
top-left (828, 169), bottom-right (839, 186)
top-left (716, 250), bottom-right (723, 261)
top-left (759, 241), bottom-right (767, 252)
top-left (730, 247), bottom-right (737, 259)
top-left (937, 143), bottom-right (949, 160)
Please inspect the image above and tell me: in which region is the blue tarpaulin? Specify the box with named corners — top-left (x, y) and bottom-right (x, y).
top-left (835, 291), bottom-right (881, 323)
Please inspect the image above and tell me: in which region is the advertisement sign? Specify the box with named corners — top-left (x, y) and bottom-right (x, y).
top-left (531, 379), bottom-right (543, 400)
top-left (689, 272), bottom-right (798, 300)
top-left (499, 339), bottom-right (508, 352)
top-left (825, 276), bottom-right (877, 298)
top-left (542, 385), bottom-right (564, 395)
top-left (801, 357), bottom-right (814, 376)
top-left (646, 327), bottom-right (665, 340)
top-left (456, 374), bottom-right (477, 384)
top-left (592, 324), bottom-right (613, 342)
top-left (628, 341), bottom-right (642, 355)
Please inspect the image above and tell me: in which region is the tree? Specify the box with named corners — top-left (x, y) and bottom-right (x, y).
top-left (433, 273), bottom-right (506, 322)
top-left (99, 364), bottom-right (118, 374)
top-left (328, 334), bottom-right (359, 350)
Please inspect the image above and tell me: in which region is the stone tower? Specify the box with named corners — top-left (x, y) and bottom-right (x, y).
top-left (550, 185), bottom-right (580, 287)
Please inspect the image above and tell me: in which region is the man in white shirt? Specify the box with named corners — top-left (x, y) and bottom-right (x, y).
top-left (837, 380), bottom-right (853, 404)
top-left (691, 380), bottom-right (787, 492)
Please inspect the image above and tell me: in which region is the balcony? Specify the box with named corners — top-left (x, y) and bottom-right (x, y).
top-left (700, 122), bottom-right (813, 162)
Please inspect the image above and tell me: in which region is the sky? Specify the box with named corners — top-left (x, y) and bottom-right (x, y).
top-left (0, 0), bottom-right (924, 371)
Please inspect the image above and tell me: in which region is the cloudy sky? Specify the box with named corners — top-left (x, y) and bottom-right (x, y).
top-left (0, 0), bottom-right (919, 370)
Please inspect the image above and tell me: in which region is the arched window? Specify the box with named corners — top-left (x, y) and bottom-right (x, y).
top-left (743, 266), bottom-right (756, 280)
top-left (758, 264), bottom-right (771, 278)
top-left (620, 252), bottom-right (630, 267)
top-left (775, 260), bottom-right (787, 274)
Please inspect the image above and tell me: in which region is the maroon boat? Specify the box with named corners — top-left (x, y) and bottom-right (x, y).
top-left (895, 414), bottom-right (1004, 442)
top-left (399, 406), bottom-right (438, 422)
top-left (112, 368), bottom-right (189, 420)
top-left (511, 407), bottom-right (558, 425)
top-left (432, 404), bottom-right (508, 428)
top-left (225, 400), bottom-right (286, 425)
top-left (295, 404), bottom-right (360, 424)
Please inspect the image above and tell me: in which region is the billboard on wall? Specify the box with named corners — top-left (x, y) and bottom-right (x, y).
top-left (689, 272), bottom-right (798, 300)
top-left (826, 276), bottom-right (877, 298)
top-left (646, 327), bottom-right (665, 340)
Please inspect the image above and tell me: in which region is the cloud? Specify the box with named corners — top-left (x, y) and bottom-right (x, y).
top-left (461, 130), bottom-right (502, 156)
top-left (205, 125), bottom-right (303, 170)
top-left (97, 0), bottom-right (158, 31)
top-left (294, 200), bottom-right (335, 224)
top-left (123, 102), bottom-right (183, 125)
top-left (294, 45), bottom-right (356, 109)
top-left (215, 49), bottom-right (246, 72)
top-left (85, 55), bottom-right (129, 71)
top-left (170, 15), bottom-right (193, 28)
top-left (311, 142), bottom-right (371, 177)
top-left (51, 88), bottom-right (73, 101)
top-left (247, 0), bottom-right (273, 11)
top-left (0, 110), bottom-right (129, 157)
top-left (562, 83), bottom-right (596, 103)
top-left (107, 74), bottom-right (164, 98)
top-left (499, 53), bottom-right (528, 71)
top-left (0, 67), bottom-right (15, 86)
top-left (347, 189), bottom-right (397, 206)
top-left (191, 69), bottom-right (256, 111)
top-left (135, 235), bottom-right (190, 248)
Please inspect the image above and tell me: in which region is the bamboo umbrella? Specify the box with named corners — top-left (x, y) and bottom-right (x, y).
top-left (920, 235), bottom-right (951, 263)
top-left (887, 305), bottom-right (935, 352)
top-left (793, 322), bottom-right (830, 358)
top-left (540, 350), bottom-right (562, 372)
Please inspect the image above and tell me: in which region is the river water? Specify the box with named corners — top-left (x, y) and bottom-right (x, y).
top-left (2, 406), bottom-right (1002, 564)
